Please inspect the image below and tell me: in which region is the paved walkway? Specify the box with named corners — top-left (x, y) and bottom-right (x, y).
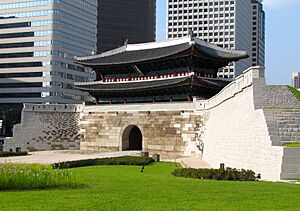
top-left (0, 150), bottom-right (211, 169)
top-left (163, 156), bottom-right (211, 169)
top-left (178, 157), bottom-right (211, 168)
top-left (0, 150), bottom-right (141, 164)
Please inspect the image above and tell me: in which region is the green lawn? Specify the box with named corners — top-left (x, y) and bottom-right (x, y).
top-left (288, 85), bottom-right (300, 101)
top-left (0, 162), bottom-right (299, 210)
top-left (284, 142), bottom-right (300, 147)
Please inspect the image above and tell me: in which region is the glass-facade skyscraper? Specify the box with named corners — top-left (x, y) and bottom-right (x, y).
top-left (0, 0), bottom-right (97, 104)
top-left (97, 0), bottom-right (156, 53)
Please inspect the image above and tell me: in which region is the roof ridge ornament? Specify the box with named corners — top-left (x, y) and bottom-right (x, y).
top-left (188, 29), bottom-right (194, 41)
top-left (124, 39), bottom-right (129, 47)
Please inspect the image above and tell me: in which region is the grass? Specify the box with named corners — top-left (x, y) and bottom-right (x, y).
top-left (0, 163), bottom-right (82, 190)
top-left (0, 162), bottom-right (300, 210)
top-left (288, 85), bottom-right (300, 101)
top-left (283, 142), bottom-right (300, 147)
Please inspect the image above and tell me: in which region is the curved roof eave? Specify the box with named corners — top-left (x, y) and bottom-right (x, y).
top-left (75, 36), bottom-right (248, 66)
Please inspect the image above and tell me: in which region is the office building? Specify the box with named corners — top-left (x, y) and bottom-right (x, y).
top-left (167, 0), bottom-right (265, 78)
top-left (292, 72), bottom-right (300, 90)
top-left (0, 0), bottom-right (97, 104)
top-left (97, 0), bottom-right (156, 53)
top-left (251, 0), bottom-right (265, 67)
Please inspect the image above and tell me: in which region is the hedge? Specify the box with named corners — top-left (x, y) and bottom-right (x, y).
top-left (0, 151), bottom-right (28, 157)
top-left (53, 156), bottom-right (154, 169)
top-left (172, 167), bottom-right (260, 181)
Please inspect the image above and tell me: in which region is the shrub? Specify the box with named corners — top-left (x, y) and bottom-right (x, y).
top-left (0, 151), bottom-right (28, 157)
top-left (53, 156), bottom-right (154, 169)
top-left (172, 167), bottom-right (259, 181)
top-left (0, 163), bottom-right (82, 190)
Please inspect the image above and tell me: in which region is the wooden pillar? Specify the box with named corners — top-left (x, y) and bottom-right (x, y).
top-left (170, 97), bottom-right (173, 103)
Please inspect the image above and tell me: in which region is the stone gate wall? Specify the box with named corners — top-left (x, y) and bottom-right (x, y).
top-left (81, 106), bottom-right (203, 158)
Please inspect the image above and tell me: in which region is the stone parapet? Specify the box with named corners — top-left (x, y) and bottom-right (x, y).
top-left (23, 104), bottom-right (84, 113)
top-left (196, 66), bottom-right (265, 110)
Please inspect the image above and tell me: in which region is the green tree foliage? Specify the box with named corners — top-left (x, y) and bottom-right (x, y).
top-left (0, 104), bottom-right (23, 136)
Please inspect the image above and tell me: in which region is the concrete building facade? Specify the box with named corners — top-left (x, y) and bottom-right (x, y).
top-left (167, 0), bottom-right (265, 78)
top-left (292, 72), bottom-right (300, 90)
top-left (97, 0), bottom-right (156, 53)
top-left (0, 0), bottom-right (97, 104)
top-left (251, 0), bottom-right (265, 67)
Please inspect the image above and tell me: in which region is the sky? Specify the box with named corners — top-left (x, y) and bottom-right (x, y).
top-left (155, 0), bottom-right (300, 85)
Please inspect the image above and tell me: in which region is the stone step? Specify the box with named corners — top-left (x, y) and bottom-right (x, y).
top-left (271, 141), bottom-right (281, 146)
top-left (282, 156), bottom-right (300, 164)
top-left (274, 132), bottom-right (300, 137)
top-left (270, 136), bottom-right (300, 142)
top-left (281, 164), bottom-right (300, 174)
top-left (281, 173), bottom-right (300, 180)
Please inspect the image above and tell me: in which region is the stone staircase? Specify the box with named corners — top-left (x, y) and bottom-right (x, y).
top-left (281, 148), bottom-right (300, 179)
top-left (263, 109), bottom-right (300, 146)
top-left (263, 109), bottom-right (300, 179)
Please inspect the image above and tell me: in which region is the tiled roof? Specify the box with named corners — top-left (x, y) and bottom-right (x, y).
top-left (75, 36), bottom-right (248, 66)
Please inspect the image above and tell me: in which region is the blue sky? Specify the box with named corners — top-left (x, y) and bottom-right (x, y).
top-left (156, 0), bottom-right (300, 85)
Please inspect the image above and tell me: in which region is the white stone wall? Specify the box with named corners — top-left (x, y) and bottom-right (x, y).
top-left (200, 66), bottom-right (300, 181)
top-left (201, 82), bottom-right (284, 180)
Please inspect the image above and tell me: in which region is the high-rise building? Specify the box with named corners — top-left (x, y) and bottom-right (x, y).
top-left (292, 72), bottom-right (300, 90)
top-left (0, 0), bottom-right (97, 104)
top-left (251, 0), bottom-right (265, 67)
top-left (97, 0), bottom-right (156, 53)
top-left (167, 0), bottom-right (265, 78)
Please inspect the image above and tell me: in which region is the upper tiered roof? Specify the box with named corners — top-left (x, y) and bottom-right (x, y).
top-left (75, 36), bottom-right (248, 77)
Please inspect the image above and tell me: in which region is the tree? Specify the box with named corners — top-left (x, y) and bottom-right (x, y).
top-left (0, 104), bottom-right (23, 137)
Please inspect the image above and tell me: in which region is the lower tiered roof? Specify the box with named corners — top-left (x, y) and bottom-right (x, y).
top-left (75, 73), bottom-right (230, 100)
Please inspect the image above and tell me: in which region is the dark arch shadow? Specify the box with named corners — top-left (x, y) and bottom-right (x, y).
top-left (122, 125), bottom-right (142, 151)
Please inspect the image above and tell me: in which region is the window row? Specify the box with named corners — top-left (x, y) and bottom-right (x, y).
top-left (0, 0), bottom-right (58, 10)
top-left (169, 1), bottom-right (235, 7)
top-left (59, 0), bottom-right (96, 20)
top-left (0, 31), bottom-right (34, 39)
top-left (169, 13), bottom-right (235, 20)
top-left (0, 9), bottom-right (95, 30)
top-left (0, 72), bottom-right (42, 78)
top-left (0, 0), bottom-right (96, 20)
top-left (0, 42), bottom-right (34, 49)
top-left (0, 93), bottom-right (41, 98)
top-left (0, 82), bottom-right (42, 88)
top-left (0, 30), bottom-right (95, 48)
top-left (169, 7), bottom-right (235, 13)
top-left (0, 62), bottom-right (42, 69)
top-left (0, 22), bottom-right (30, 29)
top-left (169, 25), bottom-right (235, 31)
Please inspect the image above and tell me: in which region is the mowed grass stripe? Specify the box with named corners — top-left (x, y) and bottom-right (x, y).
top-left (0, 162), bottom-right (299, 210)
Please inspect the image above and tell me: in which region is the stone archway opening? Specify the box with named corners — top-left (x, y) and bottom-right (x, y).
top-left (122, 125), bottom-right (142, 151)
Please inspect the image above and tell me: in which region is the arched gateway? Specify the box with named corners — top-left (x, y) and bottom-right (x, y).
top-left (121, 125), bottom-right (142, 151)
